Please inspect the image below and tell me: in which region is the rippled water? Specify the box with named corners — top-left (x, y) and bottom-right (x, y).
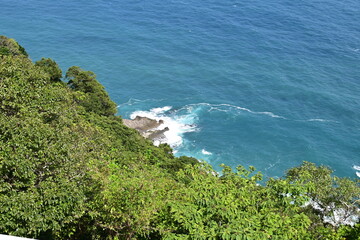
top-left (2, 0), bottom-right (359, 178)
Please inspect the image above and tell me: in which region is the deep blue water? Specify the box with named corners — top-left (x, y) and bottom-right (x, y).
top-left (1, 0), bottom-right (359, 178)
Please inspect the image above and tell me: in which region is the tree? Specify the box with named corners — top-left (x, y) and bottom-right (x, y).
top-left (156, 164), bottom-right (312, 240)
top-left (0, 36), bottom-right (28, 57)
top-left (286, 162), bottom-right (360, 227)
top-left (0, 56), bottom-right (89, 239)
top-left (35, 58), bottom-right (62, 82)
top-left (66, 66), bottom-right (117, 116)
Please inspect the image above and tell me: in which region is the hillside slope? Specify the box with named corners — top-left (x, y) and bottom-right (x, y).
top-left (0, 36), bottom-right (359, 240)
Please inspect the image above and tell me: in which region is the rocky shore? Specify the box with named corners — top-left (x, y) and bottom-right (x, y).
top-left (123, 116), bottom-right (169, 141)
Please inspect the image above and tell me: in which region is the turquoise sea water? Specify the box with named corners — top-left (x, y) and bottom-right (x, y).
top-left (1, 0), bottom-right (359, 178)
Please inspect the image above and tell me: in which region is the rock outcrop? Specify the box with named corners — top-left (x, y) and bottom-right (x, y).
top-left (123, 116), bottom-right (168, 141)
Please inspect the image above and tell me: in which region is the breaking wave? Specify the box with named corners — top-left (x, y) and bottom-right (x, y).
top-left (129, 106), bottom-right (198, 148)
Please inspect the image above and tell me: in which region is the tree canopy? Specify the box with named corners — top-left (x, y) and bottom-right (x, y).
top-left (0, 36), bottom-right (28, 57)
top-left (66, 66), bottom-right (117, 116)
top-left (35, 58), bottom-right (62, 82)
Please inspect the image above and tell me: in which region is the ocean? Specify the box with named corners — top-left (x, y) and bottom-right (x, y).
top-left (1, 0), bottom-right (359, 179)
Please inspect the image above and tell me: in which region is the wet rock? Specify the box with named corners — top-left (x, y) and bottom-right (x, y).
top-left (123, 116), bottom-right (168, 141)
top-left (123, 116), bottom-right (163, 132)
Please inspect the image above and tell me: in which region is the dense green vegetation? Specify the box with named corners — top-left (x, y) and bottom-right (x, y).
top-left (0, 36), bottom-right (359, 239)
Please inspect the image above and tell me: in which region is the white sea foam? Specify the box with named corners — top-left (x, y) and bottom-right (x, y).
top-left (130, 106), bottom-right (198, 148)
top-left (118, 98), bottom-right (141, 107)
top-left (353, 165), bottom-right (360, 171)
top-left (183, 103), bottom-right (286, 119)
top-left (128, 102), bottom-right (343, 155)
top-left (201, 149), bottom-right (213, 155)
top-left (257, 111), bottom-right (284, 119)
top-left (185, 103), bottom-right (341, 123)
top-left (217, 104), bottom-right (286, 119)
top-left (209, 106), bottom-right (228, 112)
top-left (308, 118), bottom-right (335, 123)
top-left (139, 102), bottom-right (286, 150)
top-left (352, 166), bottom-right (360, 178)
top-left (150, 106), bottom-right (172, 114)
top-left (118, 98), bottom-right (164, 108)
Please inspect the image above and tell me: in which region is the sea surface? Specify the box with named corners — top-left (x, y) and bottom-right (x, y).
top-left (1, 0), bottom-right (359, 179)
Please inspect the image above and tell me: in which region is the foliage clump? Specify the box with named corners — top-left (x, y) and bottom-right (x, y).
top-left (1, 37), bottom-right (360, 240)
top-left (66, 66), bottom-right (117, 116)
top-left (0, 35), bottom-right (28, 57)
top-left (35, 58), bottom-right (62, 82)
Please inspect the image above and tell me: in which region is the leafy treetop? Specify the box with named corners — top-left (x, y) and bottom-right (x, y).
top-left (0, 36), bottom-right (28, 57)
